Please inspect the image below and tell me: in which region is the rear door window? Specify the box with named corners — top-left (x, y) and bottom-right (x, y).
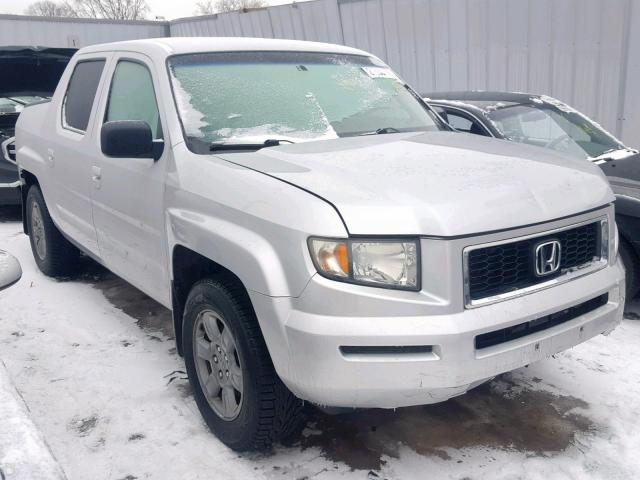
top-left (62, 60), bottom-right (106, 132)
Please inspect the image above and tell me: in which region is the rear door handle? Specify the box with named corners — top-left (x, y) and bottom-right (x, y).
top-left (91, 166), bottom-right (102, 189)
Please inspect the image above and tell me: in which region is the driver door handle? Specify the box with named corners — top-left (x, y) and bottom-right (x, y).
top-left (91, 166), bottom-right (102, 189)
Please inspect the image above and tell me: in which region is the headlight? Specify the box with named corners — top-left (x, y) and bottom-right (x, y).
top-left (308, 238), bottom-right (420, 290)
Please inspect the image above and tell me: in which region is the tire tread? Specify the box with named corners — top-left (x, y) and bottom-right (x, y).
top-left (26, 185), bottom-right (80, 277)
top-left (185, 276), bottom-right (306, 450)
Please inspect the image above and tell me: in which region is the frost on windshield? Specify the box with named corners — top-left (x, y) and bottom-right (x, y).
top-left (171, 76), bottom-right (207, 139)
top-left (168, 52), bottom-right (437, 148)
top-left (170, 62), bottom-right (344, 144)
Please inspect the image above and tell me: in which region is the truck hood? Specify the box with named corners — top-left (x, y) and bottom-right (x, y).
top-left (0, 46), bottom-right (76, 97)
top-left (219, 132), bottom-right (614, 236)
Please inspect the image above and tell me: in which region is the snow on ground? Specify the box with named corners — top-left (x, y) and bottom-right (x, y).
top-left (0, 359), bottom-right (66, 480)
top-left (1, 210), bottom-right (639, 480)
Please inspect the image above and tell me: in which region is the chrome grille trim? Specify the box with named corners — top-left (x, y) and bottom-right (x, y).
top-left (463, 216), bottom-right (609, 308)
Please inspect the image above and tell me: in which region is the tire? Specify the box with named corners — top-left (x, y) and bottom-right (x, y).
top-left (26, 185), bottom-right (80, 277)
top-left (619, 237), bottom-right (640, 300)
top-left (183, 277), bottom-right (306, 451)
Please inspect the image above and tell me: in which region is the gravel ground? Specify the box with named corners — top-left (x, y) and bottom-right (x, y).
top-left (1, 207), bottom-right (639, 480)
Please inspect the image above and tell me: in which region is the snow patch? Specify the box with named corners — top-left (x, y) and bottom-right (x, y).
top-left (0, 360), bottom-right (66, 480)
top-left (170, 76), bottom-right (207, 139)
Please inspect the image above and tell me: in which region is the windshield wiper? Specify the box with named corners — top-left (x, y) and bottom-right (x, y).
top-left (209, 138), bottom-right (294, 152)
top-left (7, 97), bottom-right (29, 106)
top-left (357, 127), bottom-right (402, 136)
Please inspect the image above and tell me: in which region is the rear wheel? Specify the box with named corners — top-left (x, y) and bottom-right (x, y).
top-left (619, 238), bottom-right (640, 300)
top-left (26, 185), bottom-right (80, 277)
top-left (183, 277), bottom-right (306, 451)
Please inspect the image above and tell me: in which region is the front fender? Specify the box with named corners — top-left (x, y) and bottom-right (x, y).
top-left (167, 208), bottom-right (315, 297)
top-left (165, 147), bottom-right (348, 297)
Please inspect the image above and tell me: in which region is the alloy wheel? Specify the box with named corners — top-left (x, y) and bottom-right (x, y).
top-left (31, 202), bottom-right (47, 261)
top-left (193, 309), bottom-right (243, 420)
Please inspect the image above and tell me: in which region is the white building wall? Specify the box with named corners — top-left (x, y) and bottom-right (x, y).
top-left (0, 14), bottom-right (167, 48)
top-left (170, 0), bottom-right (343, 43)
top-left (621, 0), bottom-right (640, 144)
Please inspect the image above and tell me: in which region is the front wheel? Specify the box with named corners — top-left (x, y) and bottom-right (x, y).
top-left (183, 277), bottom-right (306, 451)
top-left (26, 185), bottom-right (80, 277)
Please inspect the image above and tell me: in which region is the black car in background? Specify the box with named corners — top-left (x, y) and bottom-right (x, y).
top-left (425, 91), bottom-right (640, 297)
top-left (0, 46), bottom-right (76, 205)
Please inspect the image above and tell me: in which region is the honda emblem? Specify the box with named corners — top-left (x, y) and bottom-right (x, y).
top-left (535, 240), bottom-right (561, 276)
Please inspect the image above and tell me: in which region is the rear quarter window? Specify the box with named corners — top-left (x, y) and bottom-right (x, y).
top-left (62, 59), bottom-right (106, 132)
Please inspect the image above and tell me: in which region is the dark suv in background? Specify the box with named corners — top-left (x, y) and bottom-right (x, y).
top-left (0, 46), bottom-right (76, 205)
top-left (425, 91), bottom-right (640, 297)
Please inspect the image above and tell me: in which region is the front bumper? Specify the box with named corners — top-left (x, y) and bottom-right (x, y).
top-left (250, 255), bottom-right (624, 409)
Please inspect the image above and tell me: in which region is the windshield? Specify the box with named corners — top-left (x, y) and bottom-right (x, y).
top-left (0, 96), bottom-right (47, 114)
top-left (486, 102), bottom-right (624, 159)
top-left (168, 51), bottom-right (441, 152)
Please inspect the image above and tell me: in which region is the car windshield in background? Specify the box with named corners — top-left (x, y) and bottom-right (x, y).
top-left (0, 96), bottom-right (47, 114)
top-left (168, 51), bottom-right (441, 152)
top-left (486, 103), bottom-right (623, 159)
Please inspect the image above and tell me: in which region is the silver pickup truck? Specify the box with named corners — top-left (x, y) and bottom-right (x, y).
top-left (15, 37), bottom-right (624, 451)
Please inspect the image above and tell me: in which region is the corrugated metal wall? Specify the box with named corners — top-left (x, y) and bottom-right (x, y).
top-left (621, 0), bottom-right (640, 144)
top-left (171, 0), bottom-right (344, 43)
top-left (0, 14), bottom-right (168, 48)
top-left (170, 0), bottom-right (640, 144)
top-left (2, 0), bottom-right (639, 143)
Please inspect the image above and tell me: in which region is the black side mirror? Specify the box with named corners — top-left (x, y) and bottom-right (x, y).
top-left (101, 120), bottom-right (163, 161)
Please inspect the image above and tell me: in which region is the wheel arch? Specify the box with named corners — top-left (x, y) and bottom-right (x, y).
top-left (171, 244), bottom-right (253, 357)
top-left (20, 169), bottom-right (39, 234)
top-left (615, 209), bottom-right (640, 258)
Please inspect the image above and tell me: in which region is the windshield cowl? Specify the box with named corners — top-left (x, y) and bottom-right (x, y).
top-left (209, 138), bottom-right (295, 152)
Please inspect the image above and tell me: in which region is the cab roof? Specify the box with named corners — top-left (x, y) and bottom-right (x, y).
top-left (78, 37), bottom-right (371, 59)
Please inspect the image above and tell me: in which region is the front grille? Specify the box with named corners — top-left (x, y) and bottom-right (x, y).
top-left (467, 222), bottom-right (601, 301)
top-left (475, 293), bottom-right (608, 349)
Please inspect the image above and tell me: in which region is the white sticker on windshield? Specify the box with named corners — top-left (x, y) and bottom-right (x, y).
top-left (361, 66), bottom-right (399, 80)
